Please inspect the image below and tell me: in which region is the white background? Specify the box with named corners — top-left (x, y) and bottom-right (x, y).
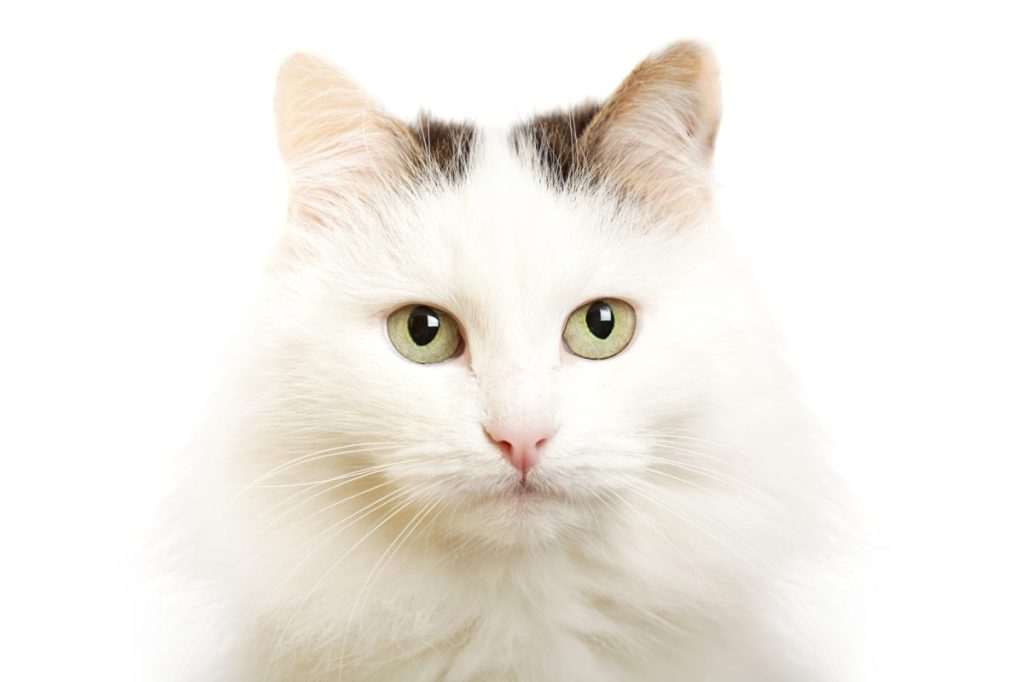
top-left (2, 1), bottom-right (1022, 680)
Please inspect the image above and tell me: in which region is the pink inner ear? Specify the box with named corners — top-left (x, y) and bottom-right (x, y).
top-left (485, 423), bottom-right (555, 481)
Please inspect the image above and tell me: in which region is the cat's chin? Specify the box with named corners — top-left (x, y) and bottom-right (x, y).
top-left (456, 503), bottom-right (581, 550)
top-left (444, 476), bottom-right (601, 548)
top-left (463, 480), bottom-right (560, 513)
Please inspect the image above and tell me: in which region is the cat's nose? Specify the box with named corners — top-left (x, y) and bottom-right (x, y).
top-left (485, 424), bottom-right (554, 480)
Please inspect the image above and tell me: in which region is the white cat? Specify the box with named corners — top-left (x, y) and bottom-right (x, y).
top-left (171, 41), bottom-right (837, 681)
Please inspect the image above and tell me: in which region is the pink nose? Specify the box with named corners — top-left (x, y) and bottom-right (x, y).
top-left (485, 425), bottom-right (553, 480)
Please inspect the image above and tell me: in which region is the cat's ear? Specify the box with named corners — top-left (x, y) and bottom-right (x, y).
top-left (582, 41), bottom-right (721, 208)
top-left (274, 53), bottom-right (417, 221)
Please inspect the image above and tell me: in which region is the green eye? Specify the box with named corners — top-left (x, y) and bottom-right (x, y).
top-left (387, 304), bottom-right (462, 364)
top-left (563, 299), bottom-right (636, 360)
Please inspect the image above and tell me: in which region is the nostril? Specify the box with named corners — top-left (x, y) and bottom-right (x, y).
top-left (484, 425), bottom-right (555, 480)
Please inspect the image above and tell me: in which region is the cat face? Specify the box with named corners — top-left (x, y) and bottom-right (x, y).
top-left (243, 44), bottom-right (785, 551)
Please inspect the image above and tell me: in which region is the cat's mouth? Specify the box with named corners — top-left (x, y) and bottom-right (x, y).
top-left (513, 479), bottom-right (543, 496)
top-left (501, 476), bottom-right (559, 501)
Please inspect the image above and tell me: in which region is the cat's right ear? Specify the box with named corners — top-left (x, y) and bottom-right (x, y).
top-left (274, 53), bottom-right (417, 222)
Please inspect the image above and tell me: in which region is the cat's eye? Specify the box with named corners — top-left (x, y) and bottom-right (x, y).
top-left (387, 304), bottom-right (463, 364)
top-left (563, 299), bottom-right (636, 360)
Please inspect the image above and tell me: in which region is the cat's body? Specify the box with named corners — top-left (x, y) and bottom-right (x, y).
top-left (171, 42), bottom-right (835, 681)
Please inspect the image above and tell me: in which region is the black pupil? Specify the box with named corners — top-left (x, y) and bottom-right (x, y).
top-left (408, 306), bottom-right (441, 346)
top-left (586, 301), bottom-right (615, 339)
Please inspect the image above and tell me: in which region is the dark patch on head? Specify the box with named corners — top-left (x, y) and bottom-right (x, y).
top-left (407, 114), bottom-right (476, 182)
top-left (510, 102), bottom-right (602, 187)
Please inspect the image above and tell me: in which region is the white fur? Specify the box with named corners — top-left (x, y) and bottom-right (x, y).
top-left (167, 54), bottom-right (836, 681)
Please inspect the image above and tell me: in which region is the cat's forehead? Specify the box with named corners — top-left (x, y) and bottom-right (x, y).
top-left (347, 125), bottom-right (678, 329)
top-left (370, 133), bottom-right (589, 317)
top-left (408, 128), bottom-right (632, 272)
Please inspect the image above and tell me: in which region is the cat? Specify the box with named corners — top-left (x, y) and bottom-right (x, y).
top-left (170, 40), bottom-right (838, 681)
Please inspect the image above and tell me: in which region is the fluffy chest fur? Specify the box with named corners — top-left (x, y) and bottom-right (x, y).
top-left (235, 502), bottom-right (782, 681)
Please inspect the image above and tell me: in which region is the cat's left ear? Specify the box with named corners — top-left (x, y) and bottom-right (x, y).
top-left (581, 41), bottom-right (721, 210)
top-left (274, 53), bottom-right (418, 222)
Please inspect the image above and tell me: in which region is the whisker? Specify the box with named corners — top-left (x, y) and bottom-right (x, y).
top-left (641, 454), bottom-right (771, 503)
top-left (263, 481), bottom-right (435, 673)
top-left (637, 436), bottom-right (753, 472)
top-left (587, 489), bottom-right (710, 634)
top-left (622, 480), bottom-right (768, 581)
top-left (259, 478), bottom-right (395, 535)
top-left (249, 459), bottom-right (420, 528)
top-left (642, 432), bottom-right (766, 462)
top-left (278, 485), bottom-right (413, 585)
top-left (338, 485), bottom-right (447, 670)
top-left (632, 473), bottom-right (769, 562)
top-left (231, 441), bottom-right (401, 503)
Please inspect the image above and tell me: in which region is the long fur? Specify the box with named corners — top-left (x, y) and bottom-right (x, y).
top-left (163, 42), bottom-right (838, 681)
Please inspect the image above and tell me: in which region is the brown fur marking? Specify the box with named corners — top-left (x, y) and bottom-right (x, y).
top-left (510, 41), bottom-right (720, 200)
top-left (407, 114), bottom-right (476, 182)
top-left (510, 103), bottom-right (602, 185)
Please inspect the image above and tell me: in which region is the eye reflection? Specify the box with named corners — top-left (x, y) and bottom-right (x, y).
top-left (407, 306), bottom-right (441, 346)
top-left (585, 301), bottom-right (615, 339)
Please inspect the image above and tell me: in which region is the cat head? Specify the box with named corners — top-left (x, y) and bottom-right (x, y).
top-left (234, 42), bottom-right (802, 555)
